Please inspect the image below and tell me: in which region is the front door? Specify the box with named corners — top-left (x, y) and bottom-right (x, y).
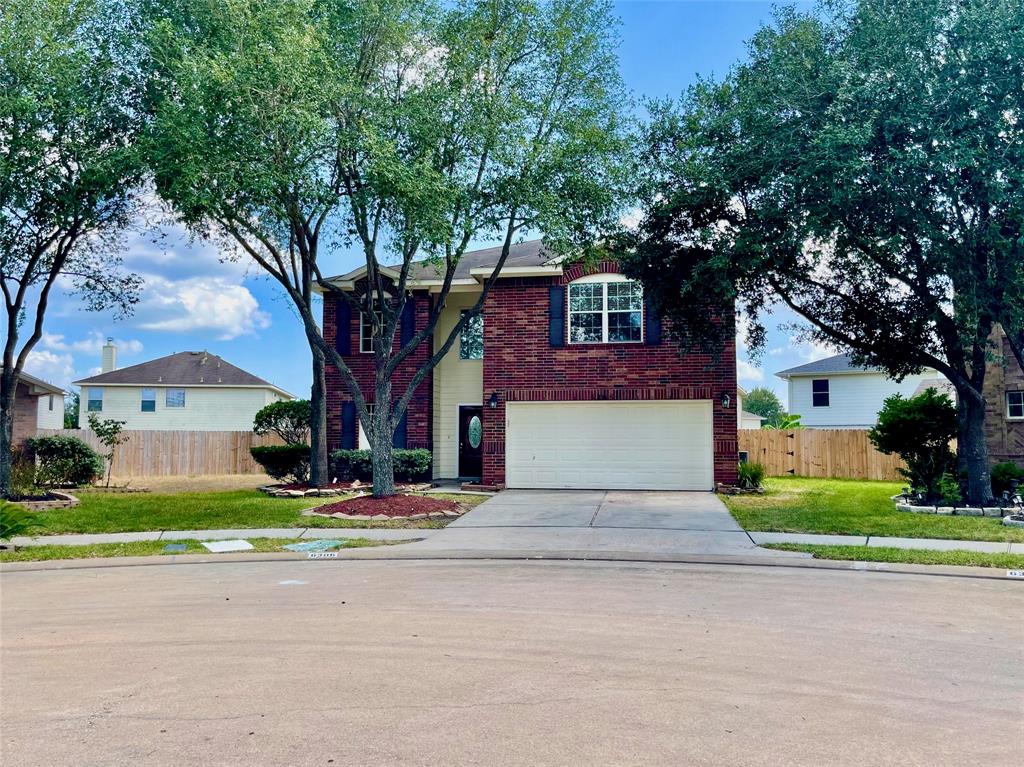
top-left (458, 405), bottom-right (484, 479)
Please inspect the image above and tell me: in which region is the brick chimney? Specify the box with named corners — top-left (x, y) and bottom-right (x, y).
top-left (101, 338), bottom-right (117, 373)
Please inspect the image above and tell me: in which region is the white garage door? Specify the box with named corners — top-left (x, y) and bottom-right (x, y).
top-left (505, 400), bottom-right (714, 491)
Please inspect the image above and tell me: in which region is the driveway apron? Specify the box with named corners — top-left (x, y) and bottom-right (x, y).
top-left (408, 489), bottom-right (799, 558)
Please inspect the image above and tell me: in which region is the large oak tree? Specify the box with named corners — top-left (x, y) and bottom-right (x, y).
top-left (623, 0), bottom-right (1024, 504)
top-left (143, 0), bottom-right (630, 496)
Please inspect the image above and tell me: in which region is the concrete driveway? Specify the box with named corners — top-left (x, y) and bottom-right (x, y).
top-left (411, 490), bottom-right (797, 559)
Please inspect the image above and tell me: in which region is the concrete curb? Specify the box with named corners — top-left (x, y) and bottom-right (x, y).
top-left (2, 547), bottom-right (1021, 581)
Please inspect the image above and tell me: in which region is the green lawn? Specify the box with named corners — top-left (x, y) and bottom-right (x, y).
top-left (22, 489), bottom-right (487, 535)
top-left (0, 536), bottom-right (395, 563)
top-left (723, 477), bottom-right (1024, 543)
top-left (764, 543), bottom-right (1024, 569)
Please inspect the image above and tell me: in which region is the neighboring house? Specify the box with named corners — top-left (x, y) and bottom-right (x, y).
top-left (319, 241), bottom-right (738, 490)
top-left (736, 387), bottom-right (766, 429)
top-left (984, 325), bottom-right (1024, 468)
top-left (2, 369), bottom-right (65, 445)
top-left (776, 354), bottom-right (941, 428)
top-left (73, 340), bottom-right (293, 431)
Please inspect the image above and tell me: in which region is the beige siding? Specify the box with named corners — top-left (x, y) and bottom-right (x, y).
top-left (36, 393), bottom-right (65, 430)
top-left (77, 385), bottom-right (286, 431)
top-left (787, 371), bottom-right (938, 427)
top-left (432, 292), bottom-right (484, 478)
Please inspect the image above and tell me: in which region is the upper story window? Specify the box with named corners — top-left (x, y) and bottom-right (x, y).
top-left (87, 387), bottom-right (103, 412)
top-left (1008, 391), bottom-right (1024, 419)
top-left (360, 310), bottom-right (383, 354)
top-left (460, 311), bottom-right (483, 360)
top-left (141, 387), bottom-right (156, 412)
top-left (568, 275), bottom-right (643, 344)
top-left (812, 378), bottom-right (830, 407)
top-left (165, 388), bottom-right (186, 408)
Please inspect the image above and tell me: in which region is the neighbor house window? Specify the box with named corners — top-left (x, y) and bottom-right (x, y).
top-left (1008, 391), bottom-right (1024, 419)
top-left (812, 379), bottom-right (830, 407)
top-left (460, 311), bottom-right (483, 360)
top-left (568, 276), bottom-right (643, 344)
top-left (165, 388), bottom-right (186, 408)
top-left (48, 395), bottom-right (54, 411)
top-left (360, 310), bottom-right (383, 354)
top-left (87, 387), bottom-right (103, 412)
top-left (141, 387), bottom-right (156, 412)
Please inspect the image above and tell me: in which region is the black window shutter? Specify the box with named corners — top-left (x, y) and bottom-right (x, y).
top-left (335, 300), bottom-right (351, 356)
top-left (549, 285), bottom-right (566, 347)
top-left (644, 300), bottom-right (662, 346)
top-left (400, 297), bottom-right (416, 346)
top-left (392, 411), bottom-right (408, 449)
top-left (341, 402), bottom-right (356, 449)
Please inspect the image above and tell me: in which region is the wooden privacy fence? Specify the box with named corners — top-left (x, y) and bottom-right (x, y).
top-left (739, 428), bottom-right (907, 482)
top-left (35, 429), bottom-right (285, 477)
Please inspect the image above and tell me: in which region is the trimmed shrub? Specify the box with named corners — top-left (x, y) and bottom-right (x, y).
top-left (24, 435), bottom-right (104, 487)
top-left (736, 461), bottom-right (766, 489)
top-left (0, 501), bottom-right (36, 540)
top-left (331, 448), bottom-right (432, 482)
top-left (252, 400), bottom-right (310, 445)
top-left (992, 461), bottom-right (1024, 496)
top-left (250, 444), bottom-right (311, 483)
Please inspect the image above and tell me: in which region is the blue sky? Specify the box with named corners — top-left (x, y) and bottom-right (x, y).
top-left (26, 0), bottom-right (827, 409)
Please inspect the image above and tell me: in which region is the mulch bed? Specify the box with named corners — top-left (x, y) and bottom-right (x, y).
top-left (314, 494), bottom-right (460, 518)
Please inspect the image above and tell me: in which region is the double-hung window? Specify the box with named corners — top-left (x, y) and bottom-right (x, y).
top-left (87, 387), bottom-right (103, 412)
top-left (568, 276), bottom-right (643, 344)
top-left (460, 311), bottom-right (483, 360)
top-left (165, 388), bottom-right (186, 408)
top-left (1008, 391), bottom-right (1024, 419)
top-left (811, 379), bottom-right (830, 407)
top-left (141, 387), bottom-right (156, 412)
top-left (360, 310), bottom-right (383, 354)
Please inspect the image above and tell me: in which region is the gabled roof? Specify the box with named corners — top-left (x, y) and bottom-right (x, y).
top-left (775, 353), bottom-right (879, 379)
top-left (74, 352), bottom-right (293, 398)
top-left (2, 368), bottom-right (65, 396)
top-left (318, 240), bottom-right (560, 291)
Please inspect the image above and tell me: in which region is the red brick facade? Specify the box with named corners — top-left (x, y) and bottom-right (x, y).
top-left (324, 261), bottom-right (739, 486)
top-left (12, 381), bottom-right (39, 447)
top-left (323, 293), bottom-right (433, 454)
top-left (984, 326), bottom-right (1024, 468)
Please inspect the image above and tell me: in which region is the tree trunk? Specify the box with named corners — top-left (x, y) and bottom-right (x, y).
top-left (370, 380), bottom-right (396, 498)
top-left (957, 391), bottom-right (992, 505)
top-left (0, 368), bottom-right (17, 499)
top-left (309, 346), bottom-right (328, 487)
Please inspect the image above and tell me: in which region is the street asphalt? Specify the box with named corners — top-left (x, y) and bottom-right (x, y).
top-left (2, 558), bottom-right (1021, 766)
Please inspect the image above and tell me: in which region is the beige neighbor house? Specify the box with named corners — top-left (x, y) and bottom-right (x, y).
top-left (73, 340), bottom-right (293, 431)
top-left (3, 369), bottom-right (65, 445)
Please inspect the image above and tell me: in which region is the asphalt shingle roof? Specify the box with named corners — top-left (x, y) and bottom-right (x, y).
top-left (74, 352), bottom-right (282, 390)
top-left (390, 240), bottom-right (552, 281)
top-left (775, 353), bottom-right (878, 378)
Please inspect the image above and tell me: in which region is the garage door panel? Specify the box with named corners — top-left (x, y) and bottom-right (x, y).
top-left (505, 401), bottom-right (713, 491)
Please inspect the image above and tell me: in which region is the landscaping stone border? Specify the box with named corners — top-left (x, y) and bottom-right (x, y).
top-left (12, 490), bottom-right (80, 512)
top-left (892, 495), bottom-right (1010, 519)
top-left (259, 482), bottom-right (433, 499)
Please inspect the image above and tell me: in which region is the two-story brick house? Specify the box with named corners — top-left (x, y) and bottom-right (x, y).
top-left (320, 240), bottom-right (739, 490)
top-left (984, 325), bottom-right (1024, 468)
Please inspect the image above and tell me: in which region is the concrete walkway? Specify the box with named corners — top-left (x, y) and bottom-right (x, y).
top-left (749, 531), bottom-right (1024, 554)
top-left (11, 527), bottom-right (428, 547)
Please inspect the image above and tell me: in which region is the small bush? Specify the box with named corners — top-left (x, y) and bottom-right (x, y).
top-left (0, 502), bottom-right (36, 540)
top-left (250, 444), bottom-right (311, 483)
top-left (736, 461), bottom-right (766, 489)
top-left (24, 435), bottom-right (104, 487)
top-left (253, 400), bottom-right (310, 445)
top-left (937, 471), bottom-right (962, 506)
top-left (331, 448), bottom-right (432, 482)
top-left (992, 461), bottom-right (1024, 496)
top-left (9, 449), bottom-right (41, 497)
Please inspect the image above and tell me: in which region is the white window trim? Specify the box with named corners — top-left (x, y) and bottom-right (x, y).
top-left (141, 387), bottom-right (157, 413)
top-left (87, 387), bottom-right (103, 412)
top-left (360, 310), bottom-right (384, 354)
top-left (567, 273), bottom-right (643, 345)
top-left (165, 388), bottom-right (186, 408)
top-left (1007, 391), bottom-right (1024, 420)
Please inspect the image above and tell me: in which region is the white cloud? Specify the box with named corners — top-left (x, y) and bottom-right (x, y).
top-left (23, 350), bottom-right (75, 390)
top-left (788, 335), bottom-right (841, 363)
top-left (619, 207), bottom-right (643, 231)
top-left (737, 358), bottom-right (764, 384)
top-left (134, 275), bottom-right (271, 340)
top-left (42, 331), bottom-right (143, 356)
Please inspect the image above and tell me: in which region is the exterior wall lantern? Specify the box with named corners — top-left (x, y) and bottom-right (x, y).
top-left (721, 391), bottom-right (731, 409)
top-left (488, 392), bottom-right (499, 409)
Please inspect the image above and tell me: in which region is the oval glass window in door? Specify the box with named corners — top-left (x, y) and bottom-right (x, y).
top-left (468, 415), bottom-right (483, 448)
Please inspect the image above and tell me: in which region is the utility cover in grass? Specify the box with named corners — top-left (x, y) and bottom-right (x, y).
top-left (201, 539), bottom-right (254, 553)
top-left (282, 540), bottom-right (346, 552)
top-left (163, 543), bottom-right (188, 553)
